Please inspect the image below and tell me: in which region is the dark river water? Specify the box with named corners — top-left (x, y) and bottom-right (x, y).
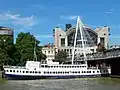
top-left (0, 78), bottom-right (120, 90)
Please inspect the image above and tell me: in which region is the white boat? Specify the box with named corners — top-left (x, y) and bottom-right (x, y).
top-left (2, 16), bottom-right (111, 80)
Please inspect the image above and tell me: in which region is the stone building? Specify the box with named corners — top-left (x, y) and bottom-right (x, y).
top-left (42, 20), bottom-right (110, 61)
top-left (53, 24), bottom-right (110, 57)
top-left (42, 44), bottom-right (58, 61)
top-left (0, 26), bottom-right (14, 43)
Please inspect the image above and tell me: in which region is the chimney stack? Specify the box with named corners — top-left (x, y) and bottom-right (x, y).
top-left (66, 24), bottom-right (72, 31)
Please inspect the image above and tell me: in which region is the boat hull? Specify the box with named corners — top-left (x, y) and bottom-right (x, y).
top-left (2, 74), bottom-right (109, 80)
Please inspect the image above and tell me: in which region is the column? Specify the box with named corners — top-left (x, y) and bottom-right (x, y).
top-left (65, 35), bottom-right (68, 46)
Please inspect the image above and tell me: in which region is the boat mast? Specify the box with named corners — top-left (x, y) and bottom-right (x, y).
top-left (34, 40), bottom-right (37, 61)
top-left (71, 16), bottom-right (79, 65)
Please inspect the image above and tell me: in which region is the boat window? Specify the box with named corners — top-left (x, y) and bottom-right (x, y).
top-left (30, 71), bottom-right (32, 73)
top-left (48, 51), bottom-right (50, 54)
top-left (78, 71), bottom-right (80, 73)
top-left (51, 66), bottom-right (53, 68)
top-left (72, 66), bottom-right (74, 68)
top-left (41, 65), bottom-right (44, 67)
top-left (87, 71), bottom-right (91, 73)
top-left (75, 71), bottom-right (77, 73)
top-left (45, 65), bottom-right (48, 68)
top-left (53, 72), bottom-right (55, 74)
top-left (23, 71), bottom-right (25, 73)
top-left (26, 71), bottom-right (28, 73)
top-left (6, 70), bottom-right (9, 72)
top-left (84, 71), bottom-right (86, 73)
top-left (97, 71), bottom-right (99, 73)
top-left (67, 66), bottom-right (69, 68)
top-left (77, 66), bottom-right (79, 68)
top-left (59, 66), bottom-right (61, 68)
top-left (10, 70), bottom-right (12, 72)
top-left (20, 71), bottom-right (21, 73)
top-left (58, 72), bottom-right (60, 74)
top-left (13, 70), bottom-right (15, 72)
top-left (54, 66), bottom-right (56, 68)
top-left (93, 71), bottom-right (95, 73)
top-left (17, 70), bottom-right (19, 73)
top-left (35, 71), bottom-right (37, 73)
top-left (39, 71), bottom-right (41, 74)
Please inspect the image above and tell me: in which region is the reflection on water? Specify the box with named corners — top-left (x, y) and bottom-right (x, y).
top-left (0, 78), bottom-right (120, 90)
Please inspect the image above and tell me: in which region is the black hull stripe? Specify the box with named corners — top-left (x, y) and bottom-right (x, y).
top-left (3, 74), bottom-right (110, 80)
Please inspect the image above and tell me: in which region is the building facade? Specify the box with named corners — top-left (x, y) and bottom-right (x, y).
top-left (42, 45), bottom-right (58, 62)
top-left (0, 26), bottom-right (14, 43)
top-left (53, 24), bottom-right (110, 57)
top-left (42, 21), bottom-right (110, 61)
top-left (95, 26), bottom-right (110, 49)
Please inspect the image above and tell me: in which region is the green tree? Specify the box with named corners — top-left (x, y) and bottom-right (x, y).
top-left (15, 32), bottom-right (46, 65)
top-left (9, 45), bottom-right (21, 66)
top-left (0, 32), bottom-right (47, 67)
top-left (0, 35), bottom-right (14, 66)
top-left (54, 50), bottom-right (68, 64)
top-left (97, 43), bottom-right (106, 52)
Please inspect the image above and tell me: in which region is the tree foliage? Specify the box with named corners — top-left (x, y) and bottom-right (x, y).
top-left (0, 35), bottom-right (14, 66)
top-left (54, 50), bottom-right (68, 64)
top-left (97, 43), bottom-right (106, 52)
top-left (15, 32), bottom-right (46, 65)
top-left (0, 32), bottom-right (46, 66)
